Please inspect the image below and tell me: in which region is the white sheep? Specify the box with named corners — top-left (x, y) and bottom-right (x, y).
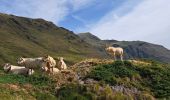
top-left (3, 63), bottom-right (34, 75)
top-left (105, 47), bottom-right (124, 61)
top-left (41, 66), bottom-right (60, 74)
top-left (42, 55), bottom-right (56, 73)
top-left (17, 57), bottom-right (46, 71)
top-left (57, 57), bottom-right (67, 70)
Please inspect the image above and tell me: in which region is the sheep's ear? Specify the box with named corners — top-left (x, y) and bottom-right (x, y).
top-left (44, 54), bottom-right (49, 58)
top-left (18, 57), bottom-right (22, 59)
top-left (6, 63), bottom-right (10, 65)
top-left (3, 63), bottom-right (10, 67)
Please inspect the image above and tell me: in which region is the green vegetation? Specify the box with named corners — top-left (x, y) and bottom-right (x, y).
top-left (0, 60), bottom-right (170, 100)
top-left (87, 61), bottom-right (170, 99)
top-left (0, 70), bottom-right (57, 100)
top-left (56, 83), bottom-right (133, 100)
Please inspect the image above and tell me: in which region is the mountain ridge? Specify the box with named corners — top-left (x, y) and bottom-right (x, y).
top-left (78, 32), bottom-right (170, 63)
top-left (0, 13), bottom-right (105, 64)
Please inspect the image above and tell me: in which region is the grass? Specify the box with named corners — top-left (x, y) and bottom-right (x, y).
top-left (87, 61), bottom-right (170, 99)
top-left (0, 59), bottom-right (170, 100)
top-left (0, 69), bottom-right (57, 100)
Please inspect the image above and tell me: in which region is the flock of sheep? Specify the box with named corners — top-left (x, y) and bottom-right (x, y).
top-left (3, 46), bottom-right (124, 76)
top-left (3, 55), bottom-right (67, 76)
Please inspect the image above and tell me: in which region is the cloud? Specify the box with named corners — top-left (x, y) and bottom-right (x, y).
top-left (0, 0), bottom-right (96, 24)
top-left (90, 0), bottom-right (170, 49)
top-left (0, 0), bottom-right (69, 23)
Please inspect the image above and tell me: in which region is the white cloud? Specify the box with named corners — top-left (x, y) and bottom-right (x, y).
top-left (1, 0), bottom-right (96, 24)
top-left (90, 0), bottom-right (170, 49)
top-left (31, 0), bottom-right (69, 23)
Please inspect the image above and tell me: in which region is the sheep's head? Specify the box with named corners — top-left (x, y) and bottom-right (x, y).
top-left (3, 63), bottom-right (11, 72)
top-left (58, 57), bottom-right (64, 61)
top-left (17, 57), bottom-right (25, 65)
top-left (105, 47), bottom-right (110, 52)
top-left (43, 55), bottom-right (51, 62)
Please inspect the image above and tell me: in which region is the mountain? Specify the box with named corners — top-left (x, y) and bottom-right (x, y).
top-left (0, 13), bottom-right (105, 65)
top-left (78, 32), bottom-right (170, 63)
top-left (0, 13), bottom-right (170, 65)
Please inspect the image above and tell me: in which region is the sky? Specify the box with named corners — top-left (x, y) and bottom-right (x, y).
top-left (0, 0), bottom-right (170, 49)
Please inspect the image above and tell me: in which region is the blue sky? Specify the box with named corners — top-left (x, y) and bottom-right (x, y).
top-left (0, 0), bottom-right (170, 49)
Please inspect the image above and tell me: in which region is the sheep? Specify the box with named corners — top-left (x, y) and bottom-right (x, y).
top-left (105, 47), bottom-right (124, 61)
top-left (42, 55), bottom-right (56, 73)
top-left (3, 63), bottom-right (34, 75)
top-left (17, 57), bottom-right (46, 72)
top-left (41, 66), bottom-right (60, 74)
top-left (57, 57), bottom-right (67, 70)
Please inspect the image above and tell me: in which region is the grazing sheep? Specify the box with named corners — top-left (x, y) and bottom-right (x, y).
top-left (57, 57), bottom-right (67, 70)
top-left (105, 47), bottom-right (124, 61)
top-left (17, 57), bottom-right (46, 71)
top-left (42, 55), bottom-right (56, 73)
top-left (3, 63), bottom-right (34, 75)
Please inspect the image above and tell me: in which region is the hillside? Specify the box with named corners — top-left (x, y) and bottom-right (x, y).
top-left (0, 13), bottom-right (105, 65)
top-left (0, 13), bottom-right (170, 65)
top-left (0, 59), bottom-right (170, 100)
top-left (78, 33), bottom-right (170, 63)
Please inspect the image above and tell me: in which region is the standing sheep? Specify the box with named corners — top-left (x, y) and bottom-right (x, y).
top-left (105, 47), bottom-right (124, 61)
top-left (42, 55), bottom-right (56, 73)
top-left (57, 57), bottom-right (67, 70)
top-left (3, 63), bottom-right (34, 75)
top-left (17, 57), bottom-right (46, 72)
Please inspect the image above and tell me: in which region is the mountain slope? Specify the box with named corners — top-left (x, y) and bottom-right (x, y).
top-left (78, 33), bottom-right (170, 63)
top-left (0, 13), bottom-right (104, 64)
top-left (1, 13), bottom-right (170, 64)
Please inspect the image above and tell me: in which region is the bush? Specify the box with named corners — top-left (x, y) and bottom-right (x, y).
top-left (87, 60), bottom-right (170, 99)
top-left (88, 61), bottom-right (138, 85)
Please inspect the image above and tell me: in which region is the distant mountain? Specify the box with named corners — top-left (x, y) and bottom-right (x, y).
top-left (78, 32), bottom-right (170, 63)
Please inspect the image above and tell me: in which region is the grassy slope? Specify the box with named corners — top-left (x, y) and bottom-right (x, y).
top-left (0, 59), bottom-right (170, 100)
top-left (0, 13), bottom-right (102, 65)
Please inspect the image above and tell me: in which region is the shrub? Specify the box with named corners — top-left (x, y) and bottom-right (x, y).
top-left (87, 60), bottom-right (170, 99)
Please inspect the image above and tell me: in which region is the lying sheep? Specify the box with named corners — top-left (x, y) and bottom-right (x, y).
top-left (42, 55), bottom-right (56, 73)
top-left (41, 66), bottom-right (60, 74)
top-left (3, 63), bottom-right (34, 75)
top-left (57, 57), bottom-right (67, 70)
top-left (17, 57), bottom-right (46, 71)
top-left (105, 46), bottom-right (124, 61)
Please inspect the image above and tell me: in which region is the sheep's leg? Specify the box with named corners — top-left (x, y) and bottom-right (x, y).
top-left (113, 53), bottom-right (116, 61)
top-left (120, 55), bottom-right (123, 61)
top-left (52, 67), bottom-right (54, 75)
